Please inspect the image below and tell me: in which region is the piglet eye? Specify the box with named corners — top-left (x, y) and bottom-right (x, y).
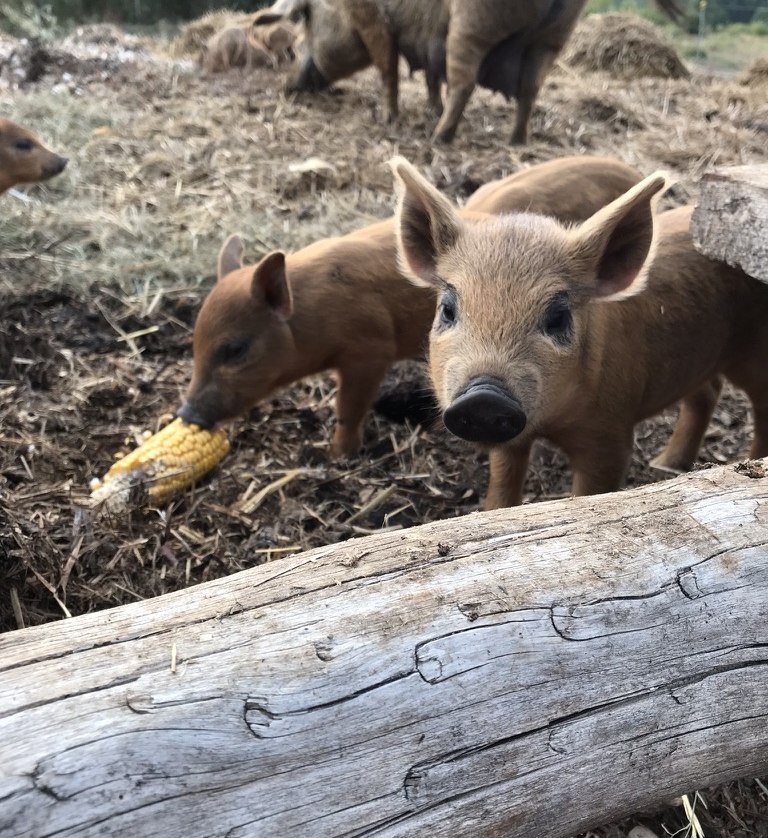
top-left (438, 288), bottom-right (457, 328)
top-left (15, 138), bottom-right (33, 152)
top-left (542, 292), bottom-right (572, 344)
top-left (216, 338), bottom-right (251, 365)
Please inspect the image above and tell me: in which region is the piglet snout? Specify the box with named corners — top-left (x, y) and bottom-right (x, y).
top-left (44, 155), bottom-right (69, 177)
top-left (176, 401), bottom-right (214, 429)
top-left (443, 377), bottom-right (526, 444)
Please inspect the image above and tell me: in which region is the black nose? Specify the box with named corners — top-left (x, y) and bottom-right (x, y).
top-left (44, 155), bottom-right (68, 176)
top-left (176, 401), bottom-right (213, 429)
top-left (443, 378), bottom-right (526, 444)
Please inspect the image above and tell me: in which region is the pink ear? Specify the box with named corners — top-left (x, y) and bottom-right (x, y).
top-left (251, 251), bottom-right (293, 319)
top-left (391, 156), bottom-right (460, 287)
top-left (569, 173), bottom-right (667, 300)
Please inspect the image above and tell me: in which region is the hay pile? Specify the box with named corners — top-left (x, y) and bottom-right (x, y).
top-left (741, 56), bottom-right (768, 87)
top-left (563, 13), bottom-right (690, 80)
top-left (169, 9), bottom-right (255, 57)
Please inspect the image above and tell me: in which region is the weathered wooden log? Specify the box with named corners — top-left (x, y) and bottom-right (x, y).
top-left (691, 163), bottom-right (768, 283)
top-left (2, 461), bottom-right (768, 838)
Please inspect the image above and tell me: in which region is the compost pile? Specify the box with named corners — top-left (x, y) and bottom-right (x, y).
top-left (563, 12), bottom-right (691, 79)
top-left (1, 14), bottom-right (767, 837)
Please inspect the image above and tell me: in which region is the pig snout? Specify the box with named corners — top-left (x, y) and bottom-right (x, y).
top-left (43, 155), bottom-right (68, 178)
top-left (176, 399), bottom-right (216, 430)
top-left (443, 377), bottom-right (526, 444)
top-left (288, 55), bottom-right (329, 92)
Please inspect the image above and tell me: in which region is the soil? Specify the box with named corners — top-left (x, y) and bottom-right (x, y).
top-left (1, 22), bottom-right (767, 837)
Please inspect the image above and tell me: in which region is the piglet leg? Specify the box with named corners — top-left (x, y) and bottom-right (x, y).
top-left (485, 442), bottom-right (531, 510)
top-left (650, 377), bottom-right (723, 474)
top-left (331, 362), bottom-right (391, 458)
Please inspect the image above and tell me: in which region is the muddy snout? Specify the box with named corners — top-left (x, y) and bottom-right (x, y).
top-left (443, 377), bottom-right (526, 444)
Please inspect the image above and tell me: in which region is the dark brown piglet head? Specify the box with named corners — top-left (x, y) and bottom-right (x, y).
top-left (178, 235), bottom-right (293, 429)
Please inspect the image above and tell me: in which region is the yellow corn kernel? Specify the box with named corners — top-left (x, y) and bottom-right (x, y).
top-left (90, 417), bottom-right (230, 512)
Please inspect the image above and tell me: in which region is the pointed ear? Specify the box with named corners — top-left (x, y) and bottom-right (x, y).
top-left (568, 172), bottom-right (668, 301)
top-left (217, 234), bottom-right (245, 280)
top-left (390, 155), bottom-right (461, 288)
top-left (251, 251), bottom-right (292, 319)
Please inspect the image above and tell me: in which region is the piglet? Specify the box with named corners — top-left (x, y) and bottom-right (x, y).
top-left (0, 119), bottom-right (68, 195)
top-left (392, 156), bottom-right (768, 508)
top-left (200, 26), bottom-right (272, 73)
top-left (178, 156), bottom-right (644, 458)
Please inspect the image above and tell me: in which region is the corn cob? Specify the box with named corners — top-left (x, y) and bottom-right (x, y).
top-left (90, 417), bottom-right (230, 512)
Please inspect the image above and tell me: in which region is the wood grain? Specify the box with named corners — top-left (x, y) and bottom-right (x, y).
top-left (2, 460), bottom-right (768, 837)
top-left (692, 164), bottom-right (768, 282)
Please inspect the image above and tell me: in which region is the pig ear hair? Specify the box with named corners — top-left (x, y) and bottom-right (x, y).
top-left (390, 155), bottom-right (460, 288)
top-left (253, 0), bottom-right (306, 26)
top-left (569, 171), bottom-right (669, 302)
top-left (252, 251), bottom-right (293, 320)
top-left (217, 234), bottom-right (245, 280)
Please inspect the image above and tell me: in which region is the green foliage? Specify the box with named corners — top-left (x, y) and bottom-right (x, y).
top-left (585, 0), bottom-right (768, 30)
top-left (0, 2), bottom-right (60, 38)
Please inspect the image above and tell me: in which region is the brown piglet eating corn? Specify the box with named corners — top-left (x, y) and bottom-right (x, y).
top-left (392, 156), bottom-right (768, 509)
top-left (0, 119), bottom-right (68, 195)
top-left (177, 156), bottom-right (644, 457)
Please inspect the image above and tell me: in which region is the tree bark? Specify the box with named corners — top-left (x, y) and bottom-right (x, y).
top-left (691, 163), bottom-right (768, 283)
top-left (2, 460), bottom-right (768, 838)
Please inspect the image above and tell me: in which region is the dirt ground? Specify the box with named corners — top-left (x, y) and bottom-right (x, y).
top-left (1, 20), bottom-right (768, 837)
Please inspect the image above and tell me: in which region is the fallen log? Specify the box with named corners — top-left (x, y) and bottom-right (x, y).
top-left (691, 163), bottom-right (768, 283)
top-left (2, 460), bottom-right (768, 837)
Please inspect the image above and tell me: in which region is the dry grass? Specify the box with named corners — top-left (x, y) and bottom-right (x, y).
top-left (168, 8), bottom-right (256, 57)
top-left (740, 56), bottom-right (768, 88)
top-left (564, 13), bottom-right (690, 79)
top-left (1, 20), bottom-right (768, 838)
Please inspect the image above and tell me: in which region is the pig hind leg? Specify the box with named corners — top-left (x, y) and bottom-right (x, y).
top-left (650, 377), bottom-right (723, 474)
top-left (733, 376), bottom-right (768, 460)
top-left (426, 65), bottom-right (443, 116)
top-left (331, 361), bottom-right (391, 458)
top-left (721, 329), bottom-right (768, 459)
top-left (349, 5), bottom-right (399, 122)
top-left (511, 44), bottom-right (558, 145)
top-left (432, 32), bottom-right (488, 143)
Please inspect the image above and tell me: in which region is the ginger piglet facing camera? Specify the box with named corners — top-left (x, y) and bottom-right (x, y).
top-left (177, 156), bottom-right (644, 460)
top-left (392, 156), bottom-right (768, 510)
top-left (0, 119), bottom-right (68, 195)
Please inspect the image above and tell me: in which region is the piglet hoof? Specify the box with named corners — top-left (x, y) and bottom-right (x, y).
top-left (329, 434), bottom-right (362, 461)
top-left (648, 454), bottom-right (689, 476)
